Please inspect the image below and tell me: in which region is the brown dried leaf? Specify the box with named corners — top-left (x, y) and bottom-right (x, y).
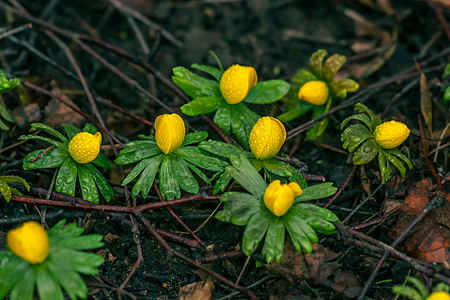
top-left (179, 280), bottom-right (214, 300)
top-left (44, 82), bottom-right (84, 128)
top-left (12, 103), bottom-right (41, 128)
top-left (419, 68), bottom-right (433, 134)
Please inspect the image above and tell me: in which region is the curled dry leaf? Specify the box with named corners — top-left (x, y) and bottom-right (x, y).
top-left (179, 279), bottom-right (215, 300)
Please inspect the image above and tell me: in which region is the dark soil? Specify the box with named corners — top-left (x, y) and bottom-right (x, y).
top-left (1, 0), bottom-right (449, 299)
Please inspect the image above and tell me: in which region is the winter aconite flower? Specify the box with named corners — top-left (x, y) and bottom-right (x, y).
top-left (7, 221), bottom-right (49, 264)
top-left (373, 120), bottom-right (410, 149)
top-left (264, 180), bottom-right (302, 217)
top-left (154, 113), bottom-right (186, 154)
top-left (68, 132), bottom-right (102, 164)
top-left (427, 291), bottom-right (450, 300)
top-left (249, 116), bottom-right (286, 160)
top-left (220, 64), bottom-right (257, 104)
top-left (298, 80), bottom-right (329, 106)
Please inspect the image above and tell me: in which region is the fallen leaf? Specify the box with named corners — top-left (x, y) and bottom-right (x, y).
top-left (12, 103), bottom-right (41, 128)
top-left (419, 67), bottom-right (433, 134)
top-left (44, 82), bottom-right (84, 128)
top-left (179, 279), bottom-right (215, 300)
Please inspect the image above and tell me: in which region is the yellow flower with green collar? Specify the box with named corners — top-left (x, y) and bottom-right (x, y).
top-left (249, 116), bottom-right (286, 160)
top-left (298, 80), bottom-right (329, 106)
top-left (219, 64), bottom-right (257, 104)
top-left (68, 132), bottom-right (102, 164)
top-left (154, 113), bottom-right (185, 154)
top-left (373, 120), bottom-right (410, 149)
top-left (264, 180), bottom-right (302, 217)
top-left (7, 221), bottom-right (49, 264)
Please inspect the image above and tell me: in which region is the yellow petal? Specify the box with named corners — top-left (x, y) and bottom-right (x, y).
top-left (249, 116), bottom-right (286, 160)
top-left (374, 120), bottom-right (410, 149)
top-left (298, 81), bottom-right (329, 105)
top-left (264, 180), bottom-right (297, 217)
top-left (7, 221), bottom-right (49, 264)
top-left (288, 182), bottom-right (303, 197)
top-left (68, 132), bottom-right (102, 164)
top-left (427, 291), bottom-right (450, 300)
top-left (220, 64), bottom-right (257, 104)
top-left (155, 113), bottom-right (186, 154)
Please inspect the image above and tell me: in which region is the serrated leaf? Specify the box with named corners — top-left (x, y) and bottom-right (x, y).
top-left (354, 103), bottom-right (381, 127)
top-left (36, 265), bottom-right (64, 300)
top-left (0, 70), bottom-right (20, 94)
top-left (378, 151), bottom-right (391, 183)
top-left (340, 113), bottom-right (373, 130)
top-left (114, 141), bottom-right (161, 164)
top-left (0, 253), bottom-right (28, 298)
top-left (242, 210), bottom-right (271, 256)
top-left (198, 139), bottom-right (249, 159)
top-left (294, 182), bottom-right (337, 203)
top-left (29, 123), bottom-right (68, 144)
top-left (262, 159), bottom-right (293, 177)
top-left (23, 147), bottom-right (67, 170)
top-left (244, 80), bottom-right (290, 104)
top-left (159, 155), bottom-right (180, 200)
top-left (384, 151), bottom-right (406, 179)
top-left (323, 54), bottom-right (346, 82)
top-left (217, 192), bottom-right (260, 225)
top-left (386, 148), bottom-right (413, 170)
top-left (226, 155), bottom-right (267, 198)
top-left (214, 104), bottom-right (231, 136)
top-left (172, 155), bottom-right (199, 194)
top-left (176, 146), bottom-right (228, 171)
top-left (51, 249), bottom-right (103, 275)
top-left (0, 180), bottom-right (11, 202)
top-left (47, 266), bottom-right (87, 300)
top-left (309, 49), bottom-right (328, 79)
top-left (19, 134), bottom-right (65, 149)
top-left (231, 103), bottom-right (259, 147)
top-left (10, 265), bottom-right (35, 300)
top-left (352, 138), bottom-right (379, 165)
top-left (185, 161), bottom-right (210, 184)
top-left (77, 164), bottom-right (99, 203)
top-left (292, 69), bottom-right (318, 86)
top-left (191, 63), bottom-right (223, 81)
top-left (180, 131), bottom-right (208, 148)
top-left (61, 124), bottom-right (81, 140)
top-left (91, 152), bottom-right (112, 169)
top-left (172, 66), bottom-right (220, 98)
top-left (261, 218), bottom-right (285, 263)
top-left (213, 171), bottom-right (233, 194)
top-left (180, 96), bottom-right (222, 116)
top-left (55, 157), bottom-right (78, 197)
top-left (128, 154), bottom-right (163, 198)
top-left (85, 163), bottom-right (114, 202)
top-left (341, 124), bottom-right (372, 152)
top-left (282, 212), bottom-right (314, 253)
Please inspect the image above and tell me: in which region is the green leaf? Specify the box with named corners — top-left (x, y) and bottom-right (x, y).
top-left (198, 139), bottom-right (250, 159)
top-left (55, 157), bottom-right (78, 197)
top-left (0, 70), bottom-right (20, 94)
top-left (181, 131), bottom-right (208, 147)
top-left (292, 69), bottom-right (318, 86)
top-left (19, 134), bottom-right (65, 149)
top-left (29, 123), bottom-right (69, 144)
top-left (386, 148), bottom-right (413, 170)
top-left (23, 147), bottom-right (67, 170)
top-left (159, 155), bottom-right (180, 200)
top-left (77, 164), bottom-right (99, 203)
top-left (282, 212), bottom-right (315, 253)
top-left (82, 123), bottom-right (98, 134)
top-left (180, 96), bottom-right (222, 116)
top-left (91, 152), bottom-right (113, 169)
top-left (50, 223), bottom-right (103, 250)
top-left (277, 100), bottom-right (314, 122)
top-left (406, 276), bottom-right (429, 299)
top-left (128, 154), bottom-right (163, 198)
top-left (340, 114), bottom-right (374, 131)
top-left (114, 140), bottom-right (161, 164)
top-left (309, 49), bottom-right (328, 79)
top-left (352, 138), bottom-right (379, 165)
top-left (137, 134), bottom-right (155, 140)
top-left (172, 66), bottom-right (220, 98)
top-left (191, 63), bottom-right (223, 81)
top-left (176, 146), bottom-right (228, 171)
top-left (85, 163), bottom-right (114, 202)
top-left (185, 161), bottom-right (210, 184)
top-left (262, 159), bottom-right (293, 177)
top-left (261, 218), bottom-right (285, 263)
top-left (10, 265), bottom-right (35, 300)
top-left (242, 210), bottom-right (271, 256)
top-left (0, 180), bottom-right (11, 202)
top-left (341, 124), bottom-right (372, 152)
top-left (323, 54), bottom-right (346, 82)
top-left (231, 103), bottom-right (259, 147)
top-left (0, 118), bottom-right (10, 130)
top-left (384, 151), bottom-right (405, 178)
top-left (287, 166), bottom-right (307, 189)
top-left (36, 265), bottom-right (64, 300)
top-left (378, 151), bottom-right (391, 183)
top-left (213, 171), bottom-right (233, 194)
top-left (172, 155), bottom-right (199, 194)
top-left (294, 182), bottom-right (337, 203)
top-left (0, 176), bottom-right (30, 191)
top-left (354, 103), bottom-right (381, 129)
top-left (61, 124), bottom-right (81, 140)
top-left (0, 253), bottom-right (29, 298)
top-left (214, 104), bottom-right (231, 136)
top-left (433, 282), bottom-right (450, 293)
top-left (391, 286), bottom-right (423, 300)
top-left (51, 249), bottom-right (103, 275)
top-left (330, 79), bottom-right (359, 98)
top-left (217, 192), bottom-right (261, 225)
top-left (0, 103), bottom-right (15, 123)
top-left (294, 204), bottom-right (340, 233)
top-left (47, 265), bottom-right (87, 300)
top-left (244, 80), bottom-right (290, 104)
top-left (306, 103), bottom-right (329, 141)
top-left (226, 155), bottom-right (267, 198)
top-left (208, 50), bottom-right (224, 72)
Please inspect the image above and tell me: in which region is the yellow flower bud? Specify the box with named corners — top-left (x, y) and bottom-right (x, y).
top-left (427, 291), bottom-right (450, 300)
top-left (249, 116), bottom-right (286, 160)
top-left (68, 132), bottom-right (102, 164)
top-left (298, 80), bottom-right (329, 105)
top-left (7, 221), bottom-right (50, 264)
top-left (373, 120), bottom-right (410, 149)
top-left (264, 180), bottom-right (302, 217)
top-left (155, 113), bottom-right (185, 154)
top-left (219, 64), bottom-right (257, 104)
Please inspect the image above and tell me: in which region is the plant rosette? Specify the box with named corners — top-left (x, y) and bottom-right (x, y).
top-left (0, 220), bottom-right (104, 300)
top-left (0, 69), bottom-right (20, 130)
top-left (341, 103), bottom-right (412, 183)
top-left (19, 123), bottom-right (114, 203)
top-left (278, 49), bottom-right (359, 140)
top-left (172, 51), bottom-right (290, 147)
top-left (216, 155), bottom-right (339, 263)
top-left (114, 113), bottom-right (228, 200)
top-left (0, 176), bottom-right (30, 202)
top-left (392, 276), bottom-right (450, 300)
top-left (199, 116), bottom-right (307, 194)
